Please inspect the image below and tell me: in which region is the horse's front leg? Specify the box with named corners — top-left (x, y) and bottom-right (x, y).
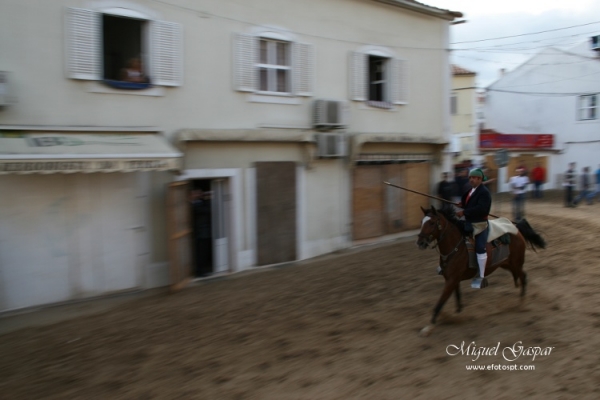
top-left (432, 279), bottom-right (459, 324)
top-left (455, 284), bottom-right (463, 313)
top-left (421, 279), bottom-right (458, 337)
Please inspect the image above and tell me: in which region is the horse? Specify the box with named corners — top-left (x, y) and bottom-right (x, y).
top-left (416, 205), bottom-right (546, 336)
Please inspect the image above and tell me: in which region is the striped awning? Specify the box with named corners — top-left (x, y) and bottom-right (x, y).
top-left (0, 132), bottom-right (182, 174)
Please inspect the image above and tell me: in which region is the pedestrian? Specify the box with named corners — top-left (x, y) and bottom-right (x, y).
top-left (455, 168), bottom-right (492, 289)
top-left (531, 162), bottom-right (546, 199)
top-left (454, 168), bottom-right (471, 194)
top-left (509, 167), bottom-right (529, 221)
top-left (573, 166), bottom-right (593, 206)
top-left (436, 172), bottom-right (456, 208)
top-left (563, 162), bottom-right (577, 207)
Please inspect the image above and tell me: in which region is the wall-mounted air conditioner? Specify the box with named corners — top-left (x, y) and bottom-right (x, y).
top-left (591, 35), bottom-right (600, 51)
top-left (313, 99), bottom-right (347, 129)
top-left (0, 71), bottom-right (16, 106)
top-left (316, 133), bottom-right (347, 158)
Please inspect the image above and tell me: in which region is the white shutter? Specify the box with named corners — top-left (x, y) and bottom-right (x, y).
top-left (151, 21), bottom-right (183, 87)
top-left (65, 7), bottom-right (101, 80)
top-left (293, 42), bottom-right (314, 97)
top-left (391, 57), bottom-right (408, 104)
top-left (349, 51), bottom-right (367, 101)
top-left (234, 33), bottom-right (257, 92)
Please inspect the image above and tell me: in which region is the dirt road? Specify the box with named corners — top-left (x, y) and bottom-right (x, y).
top-left (1, 192), bottom-right (599, 399)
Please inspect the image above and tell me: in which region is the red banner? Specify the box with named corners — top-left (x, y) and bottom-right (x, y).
top-left (480, 133), bottom-right (553, 149)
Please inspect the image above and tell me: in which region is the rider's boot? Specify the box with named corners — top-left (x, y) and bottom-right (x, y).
top-left (471, 253), bottom-right (489, 289)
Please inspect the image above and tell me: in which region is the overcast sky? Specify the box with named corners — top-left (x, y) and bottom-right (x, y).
top-left (422, 0), bottom-right (600, 87)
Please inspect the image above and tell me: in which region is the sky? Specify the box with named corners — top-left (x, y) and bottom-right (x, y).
top-left (421, 0), bottom-right (600, 87)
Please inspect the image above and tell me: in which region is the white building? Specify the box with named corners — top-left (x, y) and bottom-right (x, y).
top-left (484, 38), bottom-right (600, 191)
top-left (0, 0), bottom-right (461, 312)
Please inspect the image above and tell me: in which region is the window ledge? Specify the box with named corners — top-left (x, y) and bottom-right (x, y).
top-left (248, 93), bottom-right (301, 105)
top-left (358, 101), bottom-right (397, 111)
top-left (87, 81), bottom-right (165, 96)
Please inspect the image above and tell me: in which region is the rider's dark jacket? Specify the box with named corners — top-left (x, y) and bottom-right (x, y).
top-left (461, 184), bottom-right (491, 223)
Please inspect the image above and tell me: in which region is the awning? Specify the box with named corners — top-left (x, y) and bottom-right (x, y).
top-left (0, 132), bottom-right (183, 174)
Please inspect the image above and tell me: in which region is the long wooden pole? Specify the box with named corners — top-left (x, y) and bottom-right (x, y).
top-left (383, 181), bottom-right (500, 219)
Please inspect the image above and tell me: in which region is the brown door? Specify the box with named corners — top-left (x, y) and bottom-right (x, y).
top-left (352, 162), bottom-right (431, 239)
top-left (352, 165), bottom-right (385, 240)
top-left (256, 162), bottom-right (297, 265)
top-left (403, 162), bottom-right (431, 229)
top-left (166, 181), bottom-right (192, 292)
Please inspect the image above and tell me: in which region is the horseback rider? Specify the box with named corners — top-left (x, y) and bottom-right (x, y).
top-left (455, 168), bottom-right (492, 289)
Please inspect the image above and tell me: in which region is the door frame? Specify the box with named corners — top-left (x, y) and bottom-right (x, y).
top-left (175, 169), bottom-right (241, 272)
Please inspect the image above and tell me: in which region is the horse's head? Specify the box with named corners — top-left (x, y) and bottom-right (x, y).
top-left (416, 205), bottom-right (444, 250)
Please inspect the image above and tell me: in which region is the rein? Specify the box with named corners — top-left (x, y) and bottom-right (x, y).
top-left (428, 215), bottom-right (463, 266)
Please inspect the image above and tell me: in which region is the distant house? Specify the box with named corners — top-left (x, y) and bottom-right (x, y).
top-left (0, 0), bottom-right (462, 312)
top-left (484, 38), bottom-right (600, 191)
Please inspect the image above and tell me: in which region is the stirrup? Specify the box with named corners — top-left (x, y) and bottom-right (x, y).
top-left (471, 277), bottom-right (489, 289)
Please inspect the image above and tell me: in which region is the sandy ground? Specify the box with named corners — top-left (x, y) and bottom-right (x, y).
top-left (1, 191), bottom-right (600, 399)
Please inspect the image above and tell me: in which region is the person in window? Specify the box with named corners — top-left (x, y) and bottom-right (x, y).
top-left (120, 57), bottom-right (149, 83)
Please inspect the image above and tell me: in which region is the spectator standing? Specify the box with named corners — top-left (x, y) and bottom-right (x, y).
top-left (573, 166), bottom-right (593, 206)
top-left (531, 162), bottom-right (546, 199)
top-left (509, 167), bottom-right (529, 221)
top-left (563, 162), bottom-right (577, 207)
top-left (436, 172), bottom-right (456, 208)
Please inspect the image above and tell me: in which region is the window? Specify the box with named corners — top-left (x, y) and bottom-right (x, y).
top-left (234, 33), bottom-right (314, 98)
top-left (450, 92), bottom-right (458, 115)
top-left (258, 39), bottom-right (291, 93)
top-left (350, 50), bottom-right (408, 107)
top-left (578, 94), bottom-right (597, 120)
top-left (66, 7), bottom-right (182, 88)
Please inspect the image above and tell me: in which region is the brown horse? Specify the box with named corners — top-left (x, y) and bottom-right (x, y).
top-left (416, 205), bottom-right (546, 335)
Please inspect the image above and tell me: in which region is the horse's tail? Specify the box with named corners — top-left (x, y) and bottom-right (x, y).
top-left (515, 218), bottom-right (546, 251)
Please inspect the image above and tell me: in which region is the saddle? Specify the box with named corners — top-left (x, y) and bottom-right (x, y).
top-left (465, 217), bottom-right (518, 269)
top-left (465, 234), bottom-right (510, 269)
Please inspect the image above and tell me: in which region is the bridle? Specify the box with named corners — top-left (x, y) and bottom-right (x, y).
top-left (419, 214), bottom-right (463, 266)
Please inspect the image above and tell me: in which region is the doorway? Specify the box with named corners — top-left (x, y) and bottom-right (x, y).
top-left (189, 178), bottom-right (230, 277)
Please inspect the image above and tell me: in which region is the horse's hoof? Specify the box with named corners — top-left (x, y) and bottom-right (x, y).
top-left (420, 325), bottom-right (434, 337)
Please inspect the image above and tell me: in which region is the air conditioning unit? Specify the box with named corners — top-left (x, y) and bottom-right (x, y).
top-left (316, 133), bottom-right (347, 158)
top-left (591, 35), bottom-right (600, 51)
top-left (313, 99), bottom-right (347, 129)
top-left (0, 71), bottom-right (16, 107)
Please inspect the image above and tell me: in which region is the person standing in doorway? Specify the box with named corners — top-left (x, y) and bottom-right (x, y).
top-left (191, 189), bottom-right (213, 276)
top-left (509, 167), bottom-right (529, 221)
top-left (564, 162), bottom-right (577, 207)
top-left (531, 162), bottom-right (546, 199)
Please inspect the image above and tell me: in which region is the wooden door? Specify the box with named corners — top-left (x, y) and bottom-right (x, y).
top-left (166, 181), bottom-right (192, 292)
top-left (256, 162), bottom-right (297, 265)
top-left (403, 162), bottom-right (431, 229)
top-left (352, 165), bottom-right (384, 240)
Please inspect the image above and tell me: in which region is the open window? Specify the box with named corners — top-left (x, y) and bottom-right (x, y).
top-left (234, 32), bottom-right (314, 98)
top-left (349, 49), bottom-right (408, 108)
top-left (65, 7), bottom-right (182, 89)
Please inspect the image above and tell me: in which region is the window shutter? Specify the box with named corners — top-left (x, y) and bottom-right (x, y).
top-left (234, 33), bottom-right (258, 92)
top-left (390, 58), bottom-right (408, 105)
top-left (65, 7), bottom-right (101, 80)
top-left (349, 51), bottom-right (367, 101)
top-left (151, 21), bottom-right (183, 87)
top-left (293, 42), bottom-right (314, 97)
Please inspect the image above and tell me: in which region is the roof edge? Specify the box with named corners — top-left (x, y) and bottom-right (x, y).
top-left (373, 0), bottom-right (463, 20)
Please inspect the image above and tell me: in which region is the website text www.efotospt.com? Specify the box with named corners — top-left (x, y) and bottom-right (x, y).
top-left (466, 364), bottom-right (535, 371)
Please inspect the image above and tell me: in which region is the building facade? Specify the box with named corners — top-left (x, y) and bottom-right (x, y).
top-left (0, 0), bottom-right (461, 311)
top-left (484, 40), bottom-right (600, 192)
